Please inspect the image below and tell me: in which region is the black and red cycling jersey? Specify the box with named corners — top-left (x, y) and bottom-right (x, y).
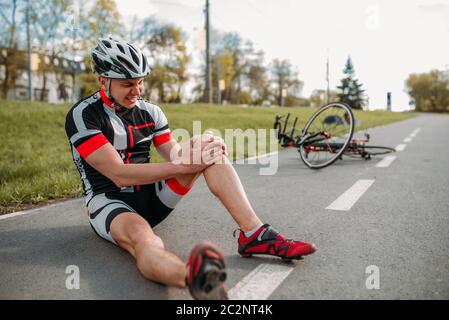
top-left (65, 89), bottom-right (171, 204)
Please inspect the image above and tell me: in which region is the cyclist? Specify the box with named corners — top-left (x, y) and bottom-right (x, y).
top-left (65, 36), bottom-right (317, 300)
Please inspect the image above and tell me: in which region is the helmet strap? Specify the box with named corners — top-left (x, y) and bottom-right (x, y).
top-left (104, 78), bottom-right (113, 101)
top-left (103, 78), bottom-right (127, 110)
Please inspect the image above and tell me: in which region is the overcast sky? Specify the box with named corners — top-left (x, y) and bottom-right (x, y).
top-left (116, 0), bottom-right (449, 111)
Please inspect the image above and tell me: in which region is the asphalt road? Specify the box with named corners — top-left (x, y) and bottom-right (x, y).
top-left (1, 113), bottom-right (448, 300)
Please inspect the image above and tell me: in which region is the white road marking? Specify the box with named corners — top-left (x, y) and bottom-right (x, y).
top-left (228, 263), bottom-right (294, 300)
top-left (325, 179), bottom-right (375, 211)
top-left (376, 155), bottom-right (397, 168)
top-left (244, 151), bottom-right (279, 163)
top-left (404, 128), bottom-right (421, 143)
top-left (395, 144), bottom-right (407, 152)
top-left (409, 128), bottom-right (421, 137)
top-left (0, 199), bottom-right (82, 221)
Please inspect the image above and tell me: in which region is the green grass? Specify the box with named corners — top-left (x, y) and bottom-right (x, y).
top-left (0, 100), bottom-right (414, 214)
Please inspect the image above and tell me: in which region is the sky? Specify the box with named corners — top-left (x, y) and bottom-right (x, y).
top-left (115, 0), bottom-right (449, 111)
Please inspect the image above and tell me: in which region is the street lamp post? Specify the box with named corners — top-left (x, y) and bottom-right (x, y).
top-left (204, 0), bottom-right (212, 104)
top-left (26, 0), bottom-right (32, 101)
top-left (281, 89), bottom-right (287, 107)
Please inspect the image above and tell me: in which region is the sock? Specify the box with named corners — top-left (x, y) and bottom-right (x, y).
top-left (244, 223), bottom-right (264, 238)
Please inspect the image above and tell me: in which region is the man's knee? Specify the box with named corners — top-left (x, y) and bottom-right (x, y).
top-left (128, 224), bottom-right (163, 248)
top-left (111, 213), bottom-right (164, 250)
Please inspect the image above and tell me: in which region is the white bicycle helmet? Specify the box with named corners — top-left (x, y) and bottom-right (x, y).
top-left (91, 36), bottom-right (150, 79)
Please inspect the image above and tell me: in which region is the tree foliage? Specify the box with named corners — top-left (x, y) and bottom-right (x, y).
top-left (337, 56), bottom-right (366, 110)
top-left (1, 1), bottom-right (306, 106)
top-left (271, 59), bottom-right (303, 106)
top-left (310, 89), bottom-right (338, 107)
top-left (405, 70), bottom-right (449, 112)
top-left (0, 0), bottom-right (23, 98)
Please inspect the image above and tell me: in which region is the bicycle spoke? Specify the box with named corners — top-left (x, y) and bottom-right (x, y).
top-left (299, 103), bottom-right (354, 168)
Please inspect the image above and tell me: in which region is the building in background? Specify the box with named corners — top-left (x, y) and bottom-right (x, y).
top-left (0, 47), bottom-right (86, 104)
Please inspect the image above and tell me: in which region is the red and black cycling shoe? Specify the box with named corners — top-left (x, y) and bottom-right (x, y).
top-left (186, 241), bottom-right (228, 300)
top-left (235, 224), bottom-right (317, 262)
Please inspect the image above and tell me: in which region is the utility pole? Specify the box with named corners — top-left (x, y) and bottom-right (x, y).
top-left (203, 0), bottom-right (212, 103)
top-left (26, 0), bottom-right (32, 101)
top-left (326, 52), bottom-right (330, 104)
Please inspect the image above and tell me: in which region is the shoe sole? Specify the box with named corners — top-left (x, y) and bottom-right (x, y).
top-left (239, 244), bottom-right (317, 260)
top-left (189, 242), bottom-right (228, 300)
top-left (240, 252), bottom-right (304, 260)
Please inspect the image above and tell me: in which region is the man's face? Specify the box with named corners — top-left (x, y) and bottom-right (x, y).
top-left (100, 77), bottom-right (145, 108)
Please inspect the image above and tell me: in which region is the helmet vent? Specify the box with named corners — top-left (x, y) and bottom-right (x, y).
top-left (92, 54), bottom-right (103, 70)
top-left (117, 56), bottom-right (137, 73)
top-left (129, 47), bottom-right (140, 65)
top-left (141, 54), bottom-right (147, 73)
top-left (101, 40), bottom-right (112, 48)
top-left (103, 61), bottom-right (112, 70)
top-left (117, 44), bottom-right (125, 54)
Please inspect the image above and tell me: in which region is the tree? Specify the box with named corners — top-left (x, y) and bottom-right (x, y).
top-left (247, 62), bottom-right (270, 105)
top-left (0, 0), bottom-right (23, 99)
top-left (405, 70), bottom-right (449, 112)
top-left (130, 17), bottom-right (190, 103)
top-left (212, 51), bottom-right (234, 103)
top-left (194, 29), bottom-right (289, 106)
top-left (284, 96), bottom-right (310, 107)
top-left (86, 0), bottom-right (123, 48)
top-left (270, 59), bottom-right (303, 106)
top-left (217, 32), bottom-right (244, 104)
top-left (244, 49), bottom-right (270, 105)
top-left (78, 0), bottom-right (123, 99)
top-left (310, 89), bottom-right (338, 107)
top-left (149, 26), bottom-right (190, 103)
top-left (337, 56), bottom-right (366, 110)
top-left (78, 72), bottom-right (97, 97)
top-left (198, 30), bottom-right (267, 105)
top-left (29, 0), bottom-right (73, 101)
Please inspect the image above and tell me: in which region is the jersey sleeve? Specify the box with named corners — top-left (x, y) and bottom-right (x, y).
top-left (152, 105), bottom-right (171, 147)
top-left (65, 106), bottom-right (109, 159)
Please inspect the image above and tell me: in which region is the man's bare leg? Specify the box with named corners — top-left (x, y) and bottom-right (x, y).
top-left (204, 156), bottom-right (262, 232)
top-left (176, 155), bottom-right (263, 233)
top-left (110, 212), bottom-right (186, 288)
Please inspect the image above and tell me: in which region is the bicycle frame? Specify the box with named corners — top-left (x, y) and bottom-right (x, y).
top-left (274, 113), bottom-right (384, 160)
top-left (274, 113), bottom-right (330, 148)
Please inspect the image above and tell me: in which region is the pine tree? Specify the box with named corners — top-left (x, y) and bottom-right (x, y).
top-left (337, 56), bottom-right (366, 110)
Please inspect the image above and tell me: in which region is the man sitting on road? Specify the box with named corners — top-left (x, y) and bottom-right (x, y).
top-left (65, 36), bottom-right (317, 300)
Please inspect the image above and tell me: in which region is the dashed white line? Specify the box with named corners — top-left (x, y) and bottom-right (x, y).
top-left (228, 263), bottom-right (294, 300)
top-left (376, 155), bottom-right (397, 168)
top-left (404, 128), bottom-right (421, 143)
top-left (243, 151), bottom-right (279, 163)
top-left (395, 144), bottom-right (407, 152)
top-left (325, 179), bottom-right (375, 211)
top-left (409, 128), bottom-right (421, 137)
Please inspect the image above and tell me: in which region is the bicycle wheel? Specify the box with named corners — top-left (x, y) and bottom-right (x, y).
top-left (362, 146), bottom-right (396, 156)
top-left (299, 102), bottom-right (354, 169)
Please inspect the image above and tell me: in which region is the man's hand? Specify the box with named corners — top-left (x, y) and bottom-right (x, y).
top-left (174, 131), bottom-right (228, 174)
top-left (191, 131), bottom-right (228, 158)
